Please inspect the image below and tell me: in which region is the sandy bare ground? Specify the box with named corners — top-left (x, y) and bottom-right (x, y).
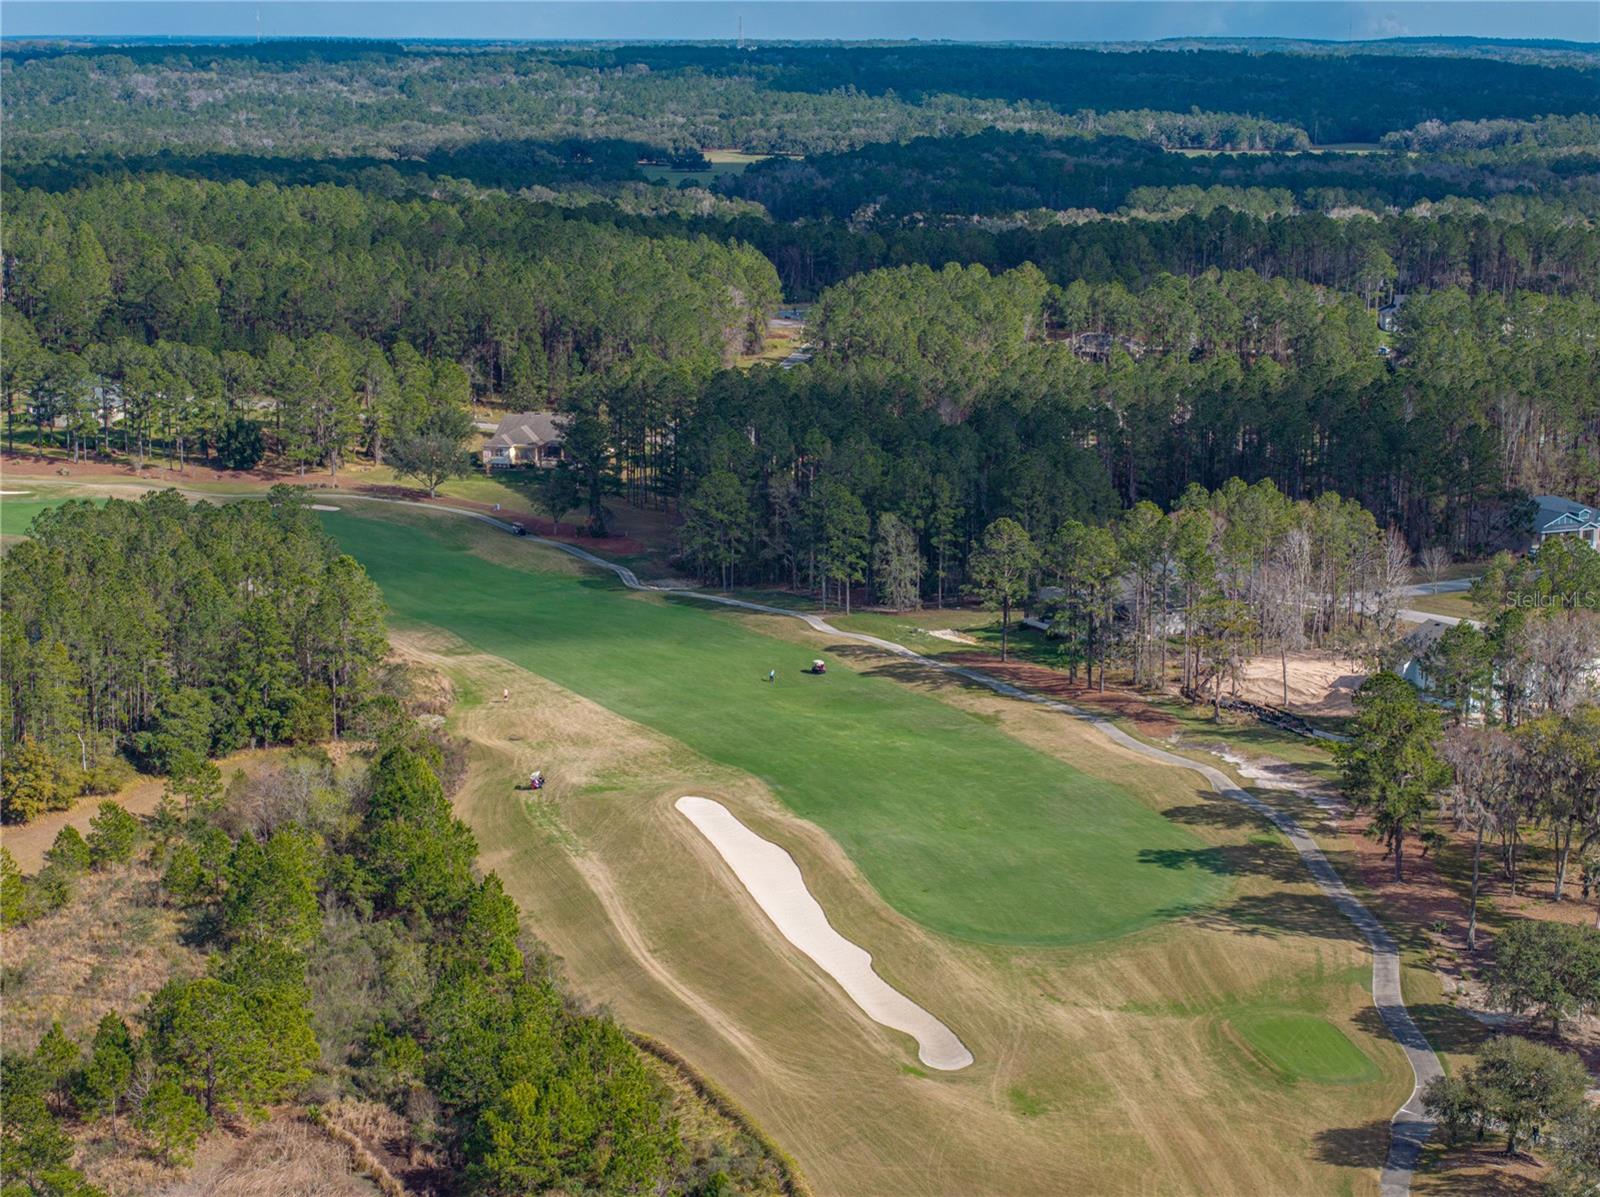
top-left (1234, 652), bottom-right (1366, 716)
top-left (2, 750), bottom-right (282, 872)
top-left (675, 795), bottom-right (974, 1072)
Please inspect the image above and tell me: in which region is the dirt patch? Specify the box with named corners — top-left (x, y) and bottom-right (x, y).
top-left (1233, 652), bottom-right (1366, 717)
top-left (2, 749), bottom-right (285, 873)
top-left (943, 653), bottom-right (1179, 734)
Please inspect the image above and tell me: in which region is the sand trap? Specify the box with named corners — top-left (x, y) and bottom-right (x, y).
top-left (925, 627), bottom-right (978, 645)
top-left (0, 490), bottom-right (33, 495)
top-left (309, 504), bottom-right (342, 512)
top-left (674, 795), bottom-right (974, 1071)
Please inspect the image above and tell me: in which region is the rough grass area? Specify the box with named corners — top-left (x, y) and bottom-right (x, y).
top-left (0, 863), bottom-right (206, 1052)
top-left (322, 505), bottom-right (1224, 947)
top-left (1402, 592), bottom-right (1481, 621)
top-left (78, 1112), bottom-right (381, 1197)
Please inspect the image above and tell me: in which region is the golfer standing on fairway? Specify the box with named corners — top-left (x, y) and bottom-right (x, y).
top-left (769, 668), bottom-right (776, 684)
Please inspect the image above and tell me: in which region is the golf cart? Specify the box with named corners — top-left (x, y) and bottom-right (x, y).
top-left (510, 522), bottom-right (527, 536)
top-left (807, 659), bottom-right (826, 675)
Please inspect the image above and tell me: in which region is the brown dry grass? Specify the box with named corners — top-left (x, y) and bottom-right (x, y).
top-left (0, 862), bottom-right (205, 1052)
top-left (77, 1113), bottom-right (381, 1197)
top-left (394, 623), bottom-right (1410, 1197)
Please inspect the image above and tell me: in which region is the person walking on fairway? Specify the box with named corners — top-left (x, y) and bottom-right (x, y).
top-left (769, 668), bottom-right (776, 684)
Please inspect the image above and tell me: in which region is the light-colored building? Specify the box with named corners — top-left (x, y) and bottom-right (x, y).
top-left (480, 412), bottom-right (567, 470)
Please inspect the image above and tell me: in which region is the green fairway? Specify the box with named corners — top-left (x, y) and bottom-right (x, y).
top-left (1229, 1011), bottom-right (1379, 1084)
top-left (322, 505), bottom-right (1226, 947)
top-left (0, 495), bottom-right (70, 538)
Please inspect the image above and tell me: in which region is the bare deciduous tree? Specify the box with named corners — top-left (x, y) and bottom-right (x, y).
top-left (1259, 526), bottom-right (1311, 707)
top-left (1419, 545), bottom-right (1453, 593)
top-left (1441, 726), bottom-right (1515, 950)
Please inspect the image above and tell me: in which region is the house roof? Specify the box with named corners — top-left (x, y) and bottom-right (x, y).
top-left (1533, 495), bottom-right (1600, 536)
top-left (1399, 619), bottom-right (1453, 658)
top-left (484, 411), bottom-right (567, 450)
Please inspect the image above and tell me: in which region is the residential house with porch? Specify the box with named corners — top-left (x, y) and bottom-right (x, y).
top-left (480, 412), bottom-right (568, 471)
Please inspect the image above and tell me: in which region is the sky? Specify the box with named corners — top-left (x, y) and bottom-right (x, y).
top-left (5, 2), bottom-right (1597, 44)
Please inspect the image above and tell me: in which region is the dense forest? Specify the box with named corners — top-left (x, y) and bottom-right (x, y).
top-left (1, 490), bottom-right (388, 822)
top-left (723, 130), bottom-right (1600, 226)
top-left (1, 36), bottom-right (1595, 571)
top-left (4, 40), bottom-right (1595, 158)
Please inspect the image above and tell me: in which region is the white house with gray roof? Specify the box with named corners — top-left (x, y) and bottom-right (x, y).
top-left (480, 412), bottom-right (568, 470)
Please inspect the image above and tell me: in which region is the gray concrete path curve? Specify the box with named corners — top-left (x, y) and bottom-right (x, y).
top-left (333, 495), bottom-right (1442, 1194)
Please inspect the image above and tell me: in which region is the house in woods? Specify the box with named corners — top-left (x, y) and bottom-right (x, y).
top-left (1529, 495), bottom-right (1600, 551)
top-left (1378, 295), bottom-right (1407, 332)
top-left (481, 412), bottom-right (567, 470)
top-left (1396, 619), bottom-right (1452, 692)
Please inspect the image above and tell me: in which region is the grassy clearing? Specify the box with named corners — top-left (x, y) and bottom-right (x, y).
top-left (0, 863), bottom-right (207, 1054)
top-left (639, 149), bottom-right (778, 186)
top-left (1, 494), bottom-right (72, 537)
top-left (1403, 592), bottom-right (1481, 621)
top-left (322, 505), bottom-right (1221, 947)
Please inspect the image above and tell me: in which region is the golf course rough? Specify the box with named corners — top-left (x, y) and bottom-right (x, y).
top-left (676, 795), bottom-right (974, 1071)
top-left (322, 506), bottom-right (1227, 948)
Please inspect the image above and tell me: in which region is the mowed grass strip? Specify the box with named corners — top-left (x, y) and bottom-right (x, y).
top-left (325, 506), bottom-right (1225, 946)
top-left (1226, 1010), bottom-right (1380, 1085)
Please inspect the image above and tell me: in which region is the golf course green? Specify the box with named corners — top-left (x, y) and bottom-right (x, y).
top-left (323, 505), bottom-right (1227, 947)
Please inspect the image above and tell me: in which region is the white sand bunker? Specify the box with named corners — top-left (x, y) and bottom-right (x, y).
top-left (309, 504), bottom-right (342, 511)
top-left (925, 627), bottom-right (977, 645)
top-left (0, 490), bottom-right (33, 496)
top-left (675, 795), bottom-right (974, 1071)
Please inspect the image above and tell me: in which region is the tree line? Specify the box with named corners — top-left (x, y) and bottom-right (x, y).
top-left (787, 262), bottom-right (1598, 543)
top-left (2, 176), bottom-right (780, 390)
top-left (0, 740), bottom-right (702, 1194)
top-left (706, 201), bottom-right (1598, 303)
top-left (1, 490), bottom-right (387, 824)
top-left (11, 39), bottom-right (1591, 162)
top-left (724, 131), bottom-right (1600, 228)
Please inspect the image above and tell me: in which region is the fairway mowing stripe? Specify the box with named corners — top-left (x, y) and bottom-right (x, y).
top-left (328, 494), bottom-right (1441, 1193)
top-left (676, 795), bottom-right (974, 1072)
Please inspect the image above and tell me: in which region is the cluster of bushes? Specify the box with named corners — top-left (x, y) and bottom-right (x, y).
top-left (0, 739), bottom-right (723, 1194)
top-left (0, 801), bottom-right (141, 927)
